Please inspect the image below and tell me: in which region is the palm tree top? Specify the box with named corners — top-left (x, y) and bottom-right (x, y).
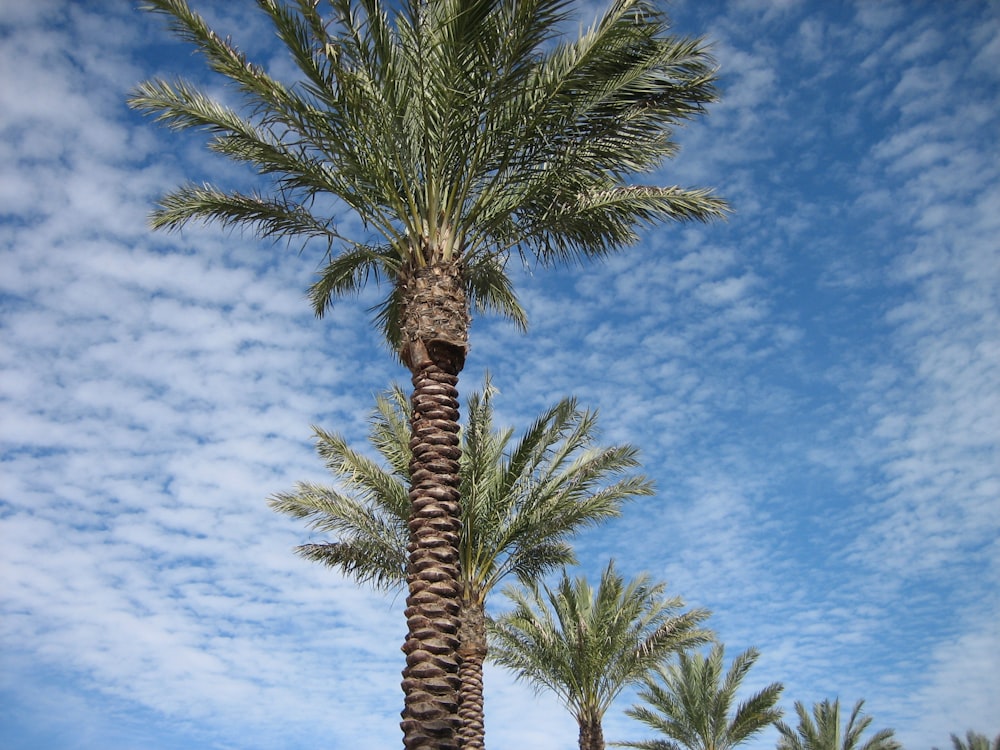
top-left (938, 731), bottom-right (1000, 750)
top-left (490, 560), bottom-right (713, 720)
top-left (130, 0), bottom-right (727, 347)
top-left (618, 643), bottom-right (783, 750)
top-left (776, 698), bottom-right (901, 750)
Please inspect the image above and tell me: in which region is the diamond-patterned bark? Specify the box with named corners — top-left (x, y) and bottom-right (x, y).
top-left (399, 260), bottom-right (468, 750)
top-left (457, 599), bottom-right (488, 750)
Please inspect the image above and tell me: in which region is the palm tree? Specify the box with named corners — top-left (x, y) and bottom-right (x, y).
top-left (618, 644), bottom-right (783, 750)
top-left (131, 2), bottom-right (725, 745)
top-left (936, 731), bottom-right (1000, 750)
top-left (269, 377), bottom-right (654, 749)
top-left (489, 561), bottom-right (712, 750)
top-left (775, 699), bottom-right (901, 750)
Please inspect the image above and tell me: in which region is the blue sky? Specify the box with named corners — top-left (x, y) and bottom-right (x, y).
top-left (1, 0), bottom-right (997, 748)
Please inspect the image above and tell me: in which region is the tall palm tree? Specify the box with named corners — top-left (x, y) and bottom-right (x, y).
top-left (269, 377), bottom-right (654, 749)
top-left (489, 561), bottom-right (712, 750)
top-left (775, 699), bottom-right (901, 750)
top-left (130, 1), bottom-right (725, 745)
top-left (936, 731), bottom-right (1000, 750)
top-left (617, 644), bottom-right (783, 750)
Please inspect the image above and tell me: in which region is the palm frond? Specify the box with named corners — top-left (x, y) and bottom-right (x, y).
top-left (311, 426), bottom-right (409, 517)
top-left (465, 255), bottom-right (529, 332)
top-left (150, 183), bottom-right (337, 242)
top-left (296, 538), bottom-right (406, 589)
top-left (308, 241), bottom-right (401, 318)
top-left (370, 385), bottom-right (414, 479)
top-left (268, 480), bottom-right (408, 589)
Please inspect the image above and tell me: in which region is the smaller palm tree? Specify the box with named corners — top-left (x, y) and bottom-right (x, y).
top-left (775, 698), bottom-right (900, 750)
top-left (489, 561), bottom-right (712, 750)
top-left (936, 731), bottom-right (1000, 750)
top-left (618, 644), bottom-right (783, 750)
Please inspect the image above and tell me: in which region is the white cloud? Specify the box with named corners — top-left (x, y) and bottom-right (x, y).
top-left (907, 605), bottom-right (1000, 749)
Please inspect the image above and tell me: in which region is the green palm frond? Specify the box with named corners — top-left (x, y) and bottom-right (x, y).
top-left (489, 561), bottom-right (712, 726)
top-left (470, 0), bottom-right (727, 262)
top-left (296, 537), bottom-right (407, 589)
top-left (268, 480), bottom-right (408, 588)
top-left (370, 385), bottom-right (413, 479)
top-left (308, 241), bottom-right (401, 318)
top-left (504, 541), bottom-right (576, 584)
top-left (464, 255), bottom-right (529, 333)
top-left (312, 426), bottom-right (409, 513)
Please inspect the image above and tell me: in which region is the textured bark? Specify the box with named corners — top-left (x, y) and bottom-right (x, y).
top-left (457, 598), bottom-right (488, 750)
top-left (398, 260), bottom-right (468, 750)
top-left (578, 715), bottom-right (605, 750)
top-left (399, 262), bottom-right (470, 374)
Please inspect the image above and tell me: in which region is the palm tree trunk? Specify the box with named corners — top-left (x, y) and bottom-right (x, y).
top-left (578, 714), bottom-right (605, 750)
top-left (398, 261), bottom-right (469, 750)
top-left (457, 598), bottom-right (487, 750)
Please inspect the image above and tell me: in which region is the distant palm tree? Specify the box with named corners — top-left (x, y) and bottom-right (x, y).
top-left (935, 731), bottom-right (1000, 750)
top-left (269, 378), bottom-right (653, 749)
top-left (489, 561), bottom-right (712, 750)
top-left (618, 644), bottom-right (783, 750)
top-left (775, 698), bottom-right (900, 750)
top-left (131, 2), bottom-right (725, 744)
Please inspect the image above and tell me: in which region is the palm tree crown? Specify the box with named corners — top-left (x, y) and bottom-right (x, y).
top-left (489, 561), bottom-right (713, 750)
top-left (269, 377), bottom-right (654, 748)
top-left (619, 644), bottom-right (783, 750)
top-left (130, 0), bottom-right (726, 353)
top-left (775, 698), bottom-right (901, 750)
